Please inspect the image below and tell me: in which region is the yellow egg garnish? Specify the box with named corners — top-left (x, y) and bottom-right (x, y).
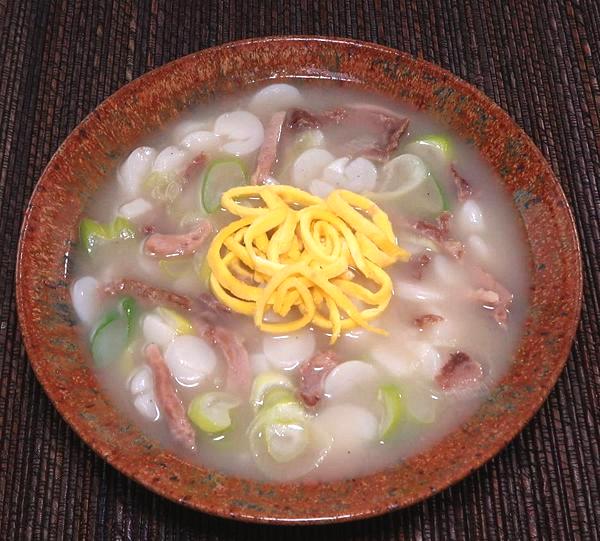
top-left (207, 185), bottom-right (409, 343)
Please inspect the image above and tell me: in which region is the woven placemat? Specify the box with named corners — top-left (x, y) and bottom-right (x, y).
top-left (1, 1), bottom-right (598, 539)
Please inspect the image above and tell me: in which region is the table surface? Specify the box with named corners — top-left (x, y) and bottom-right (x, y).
top-left (1, 1), bottom-right (599, 539)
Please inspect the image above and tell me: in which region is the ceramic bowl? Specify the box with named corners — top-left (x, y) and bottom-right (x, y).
top-left (16, 37), bottom-right (582, 524)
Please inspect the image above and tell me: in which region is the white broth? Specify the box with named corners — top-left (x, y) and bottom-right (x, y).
top-left (70, 81), bottom-right (529, 482)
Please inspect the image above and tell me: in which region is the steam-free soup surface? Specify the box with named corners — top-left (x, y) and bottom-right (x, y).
top-left (70, 81), bottom-right (529, 482)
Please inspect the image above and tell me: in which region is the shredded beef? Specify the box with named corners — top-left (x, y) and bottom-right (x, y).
top-left (287, 107), bottom-right (347, 129)
top-left (451, 164), bottom-right (473, 202)
top-left (251, 111), bottom-right (287, 185)
top-left (287, 105), bottom-right (409, 162)
top-left (183, 152), bottom-right (207, 181)
top-left (298, 350), bottom-right (341, 406)
top-left (414, 314), bottom-right (444, 330)
top-left (435, 351), bottom-right (483, 391)
top-left (192, 317), bottom-right (251, 395)
top-left (197, 292), bottom-right (231, 314)
top-left (409, 252), bottom-right (432, 280)
top-left (104, 279), bottom-right (193, 311)
top-left (414, 212), bottom-right (451, 243)
top-left (145, 343), bottom-right (195, 448)
top-left (144, 219), bottom-right (213, 258)
top-left (470, 266), bottom-right (514, 325)
top-left (413, 212), bottom-right (464, 259)
top-left (341, 105), bottom-right (410, 162)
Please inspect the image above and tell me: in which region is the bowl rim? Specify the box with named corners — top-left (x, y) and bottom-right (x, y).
top-left (16, 35), bottom-right (582, 524)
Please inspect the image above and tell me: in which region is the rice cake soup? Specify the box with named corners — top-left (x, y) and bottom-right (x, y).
top-left (70, 82), bottom-right (529, 482)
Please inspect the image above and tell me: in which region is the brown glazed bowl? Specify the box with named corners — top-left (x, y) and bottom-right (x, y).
top-left (16, 37), bottom-right (581, 524)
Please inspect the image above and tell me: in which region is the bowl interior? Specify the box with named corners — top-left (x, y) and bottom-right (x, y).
top-left (16, 36), bottom-right (581, 524)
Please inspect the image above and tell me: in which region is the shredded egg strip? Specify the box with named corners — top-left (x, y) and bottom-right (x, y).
top-left (207, 185), bottom-right (409, 343)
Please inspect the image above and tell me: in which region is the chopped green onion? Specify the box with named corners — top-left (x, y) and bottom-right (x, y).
top-left (412, 135), bottom-right (451, 157)
top-left (90, 297), bottom-right (137, 367)
top-left (250, 401), bottom-right (307, 432)
top-left (265, 421), bottom-right (308, 463)
top-left (188, 391), bottom-right (241, 433)
top-left (367, 153), bottom-right (448, 217)
top-left (201, 158), bottom-right (247, 214)
top-left (248, 401), bottom-right (308, 463)
top-left (248, 373), bottom-right (307, 463)
top-left (109, 216), bottom-right (136, 240)
top-left (143, 171), bottom-right (183, 202)
top-left (120, 296), bottom-right (137, 339)
top-left (91, 315), bottom-right (127, 368)
top-left (250, 371), bottom-right (295, 412)
top-left (247, 368), bottom-right (310, 464)
top-left (155, 306), bottom-right (193, 335)
top-left (79, 218), bottom-right (108, 255)
top-left (377, 384), bottom-right (405, 440)
top-left (79, 216), bottom-right (136, 255)
top-left (262, 388), bottom-right (297, 410)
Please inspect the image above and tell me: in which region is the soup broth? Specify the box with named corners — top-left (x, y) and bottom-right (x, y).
top-left (70, 81), bottom-right (529, 482)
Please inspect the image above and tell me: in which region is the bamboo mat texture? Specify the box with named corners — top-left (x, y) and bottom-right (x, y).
top-left (1, 1), bottom-right (599, 539)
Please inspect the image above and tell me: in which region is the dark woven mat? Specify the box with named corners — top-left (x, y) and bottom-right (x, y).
top-left (1, 1), bottom-right (599, 539)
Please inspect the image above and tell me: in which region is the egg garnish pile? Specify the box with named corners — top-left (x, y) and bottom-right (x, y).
top-left (208, 185), bottom-right (409, 343)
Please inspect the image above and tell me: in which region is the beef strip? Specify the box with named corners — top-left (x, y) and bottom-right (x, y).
top-left (144, 219), bottom-right (213, 258)
top-left (413, 212), bottom-right (464, 259)
top-left (435, 351), bottom-right (483, 391)
top-left (251, 111), bottom-right (287, 185)
top-left (104, 279), bottom-right (193, 311)
top-left (287, 107), bottom-right (347, 130)
top-left (340, 105), bottom-right (410, 162)
top-left (197, 292), bottom-right (231, 314)
top-left (451, 164), bottom-right (473, 202)
top-left (287, 108), bottom-right (320, 130)
top-left (399, 209), bottom-right (513, 324)
top-left (414, 314), bottom-right (444, 330)
top-left (145, 343), bottom-right (196, 448)
top-left (192, 316), bottom-right (251, 396)
top-left (105, 279), bottom-right (234, 323)
top-left (183, 152), bottom-right (207, 181)
top-left (413, 212), bottom-right (451, 243)
top-left (470, 266), bottom-right (514, 325)
top-left (398, 211), bottom-right (513, 324)
top-left (287, 105), bottom-right (409, 162)
top-left (210, 326), bottom-right (251, 394)
top-left (409, 252), bottom-right (432, 280)
top-left (298, 350), bottom-right (341, 406)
